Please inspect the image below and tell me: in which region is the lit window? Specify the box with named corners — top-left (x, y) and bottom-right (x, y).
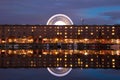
top-left (39, 55), bottom-right (41, 57)
top-left (78, 33), bottom-right (80, 35)
top-left (91, 59), bottom-right (93, 61)
top-left (65, 26), bottom-right (68, 29)
top-left (112, 30), bottom-right (115, 32)
top-left (112, 33), bottom-right (115, 35)
top-left (112, 62), bottom-right (115, 65)
top-left (8, 39), bottom-right (12, 42)
top-left (85, 26), bottom-right (88, 29)
top-left (78, 30), bottom-right (80, 32)
top-left (43, 52), bottom-right (47, 55)
top-left (81, 62), bottom-right (83, 64)
top-left (65, 64), bottom-right (67, 67)
top-left (112, 26), bottom-right (115, 29)
top-left (2, 40), bottom-right (5, 43)
top-left (60, 32), bottom-right (62, 35)
top-left (102, 59), bottom-right (104, 61)
top-left (65, 36), bottom-right (67, 38)
top-left (65, 55), bottom-right (67, 57)
top-left (85, 64), bottom-right (88, 67)
top-left (112, 65), bottom-right (115, 68)
top-left (39, 36), bottom-right (42, 38)
top-left (31, 29), bottom-right (34, 32)
top-left (65, 32), bottom-right (67, 35)
top-left (57, 32), bottom-right (59, 35)
top-left (96, 30), bottom-right (98, 32)
top-left (96, 27), bottom-right (98, 29)
top-left (57, 58), bottom-right (59, 61)
top-left (64, 58), bottom-right (67, 61)
top-left (70, 64), bottom-right (72, 67)
top-left (57, 64), bottom-right (59, 67)
top-left (90, 32), bottom-right (93, 35)
top-left (57, 27), bottom-right (59, 29)
top-left (78, 58), bottom-right (80, 61)
top-left (78, 62), bottom-right (80, 64)
top-left (112, 59), bottom-right (115, 62)
top-left (70, 26), bottom-right (72, 29)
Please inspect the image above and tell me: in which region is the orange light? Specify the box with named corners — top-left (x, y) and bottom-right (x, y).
top-left (55, 38), bottom-right (58, 42)
top-left (43, 38), bottom-right (47, 41)
top-left (43, 52), bottom-right (47, 55)
top-left (84, 38), bottom-right (88, 41)
top-left (55, 51), bottom-right (58, 54)
top-left (8, 39), bottom-right (12, 42)
top-left (2, 40), bottom-right (5, 43)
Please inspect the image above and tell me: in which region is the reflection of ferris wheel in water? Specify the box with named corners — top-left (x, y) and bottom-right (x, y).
top-left (47, 14), bottom-right (73, 77)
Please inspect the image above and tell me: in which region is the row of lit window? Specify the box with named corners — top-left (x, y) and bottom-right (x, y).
top-left (29, 63), bottom-right (116, 68)
top-left (4, 27), bottom-right (117, 35)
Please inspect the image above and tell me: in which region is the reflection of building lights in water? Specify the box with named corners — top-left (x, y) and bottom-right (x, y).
top-left (85, 52), bottom-right (88, 55)
top-left (84, 38), bottom-right (88, 41)
top-left (116, 50), bottom-right (120, 55)
top-left (47, 14), bottom-right (73, 77)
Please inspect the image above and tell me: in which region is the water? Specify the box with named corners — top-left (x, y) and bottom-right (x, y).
top-left (0, 69), bottom-right (120, 80)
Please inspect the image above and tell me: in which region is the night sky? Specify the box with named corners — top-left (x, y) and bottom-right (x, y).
top-left (0, 0), bottom-right (120, 25)
top-left (0, 0), bottom-right (120, 80)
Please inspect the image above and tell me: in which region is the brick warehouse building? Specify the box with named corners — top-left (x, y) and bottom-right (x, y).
top-left (0, 25), bottom-right (120, 69)
top-left (0, 25), bottom-right (120, 41)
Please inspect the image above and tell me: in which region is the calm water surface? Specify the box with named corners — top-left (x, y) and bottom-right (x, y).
top-left (0, 69), bottom-right (120, 80)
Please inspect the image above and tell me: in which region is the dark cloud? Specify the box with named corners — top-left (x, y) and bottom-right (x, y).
top-left (54, 0), bottom-right (120, 9)
top-left (102, 11), bottom-right (120, 20)
top-left (78, 17), bottom-right (116, 25)
top-left (0, 0), bottom-right (120, 12)
top-left (0, 0), bottom-right (120, 24)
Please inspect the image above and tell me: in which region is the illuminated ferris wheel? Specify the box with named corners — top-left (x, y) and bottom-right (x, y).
top-left (47, 14), bottom-right (73, 25)
top-left (47, 14), bottom-right (73, 77)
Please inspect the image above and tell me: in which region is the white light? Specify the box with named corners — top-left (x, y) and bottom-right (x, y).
top-left (54, 21), bottom-right (66, 25)
top-left (85, 52), bottom-right (88, 55)
top-left (47, 14), bottom-right (73, 25)
top-left (57, 67), bottom-right (63, 70)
